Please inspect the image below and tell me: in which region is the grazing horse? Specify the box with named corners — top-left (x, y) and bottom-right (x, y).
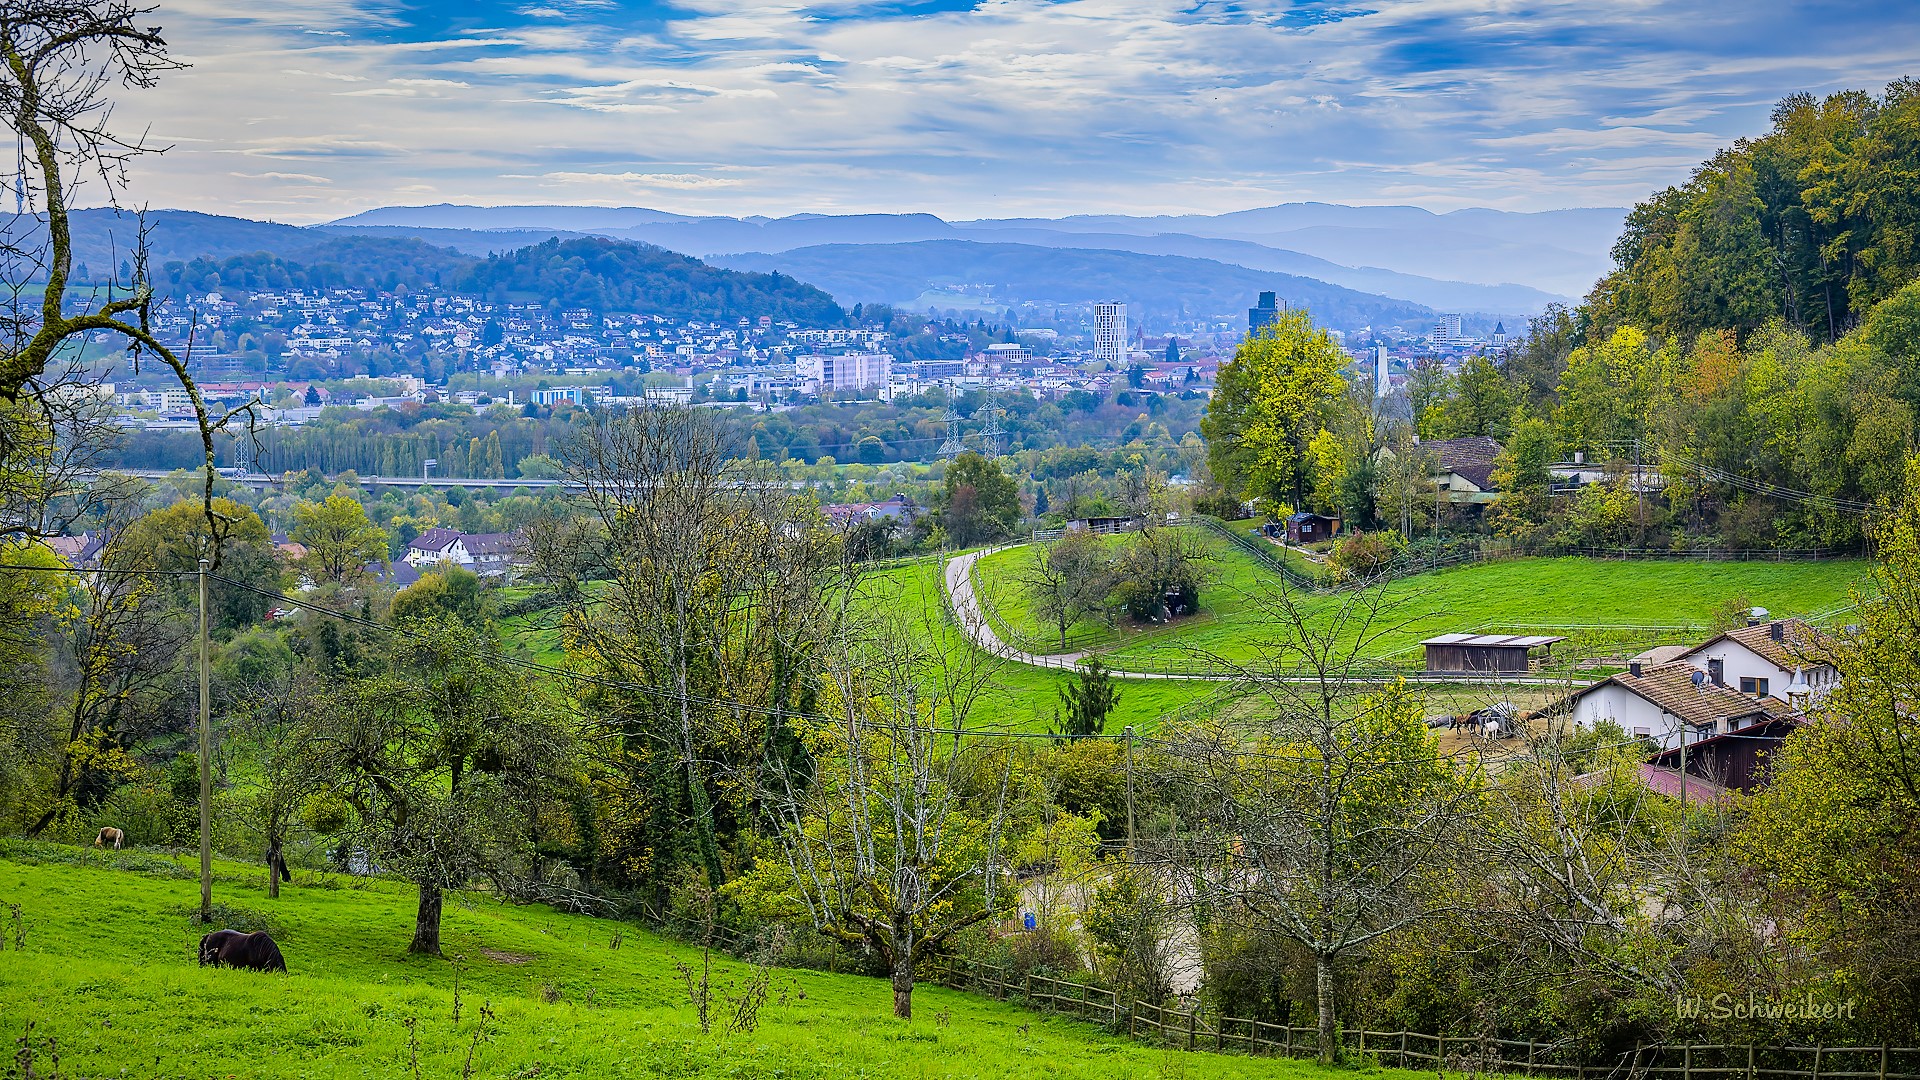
top-left (94, 827), bottom-right (124, 850)
top-left (198, 930), bottom-right (288, 973)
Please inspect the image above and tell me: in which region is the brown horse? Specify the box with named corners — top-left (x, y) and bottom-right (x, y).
top-left (198, 930), bottom-right (287, 973)
top-left (94, 827), bottom-right (123, 850)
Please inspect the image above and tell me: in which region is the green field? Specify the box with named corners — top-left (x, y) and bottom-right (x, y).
top-left (973, 535), bottom-right (1870, 672)
top-left (855, 558), bottom-right (1226, 733)
top-left (0, 843), bottom-right (1390, 1080)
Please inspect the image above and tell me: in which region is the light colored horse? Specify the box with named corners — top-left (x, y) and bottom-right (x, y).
top-left (94, 827), bottom-right (124, 850)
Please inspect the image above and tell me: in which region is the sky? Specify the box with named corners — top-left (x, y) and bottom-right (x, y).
top-left (81, 0), bottom-right (1920, 224)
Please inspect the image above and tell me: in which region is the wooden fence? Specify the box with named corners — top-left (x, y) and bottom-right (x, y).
top-left (927, 962), bottom-right (1920, 1080)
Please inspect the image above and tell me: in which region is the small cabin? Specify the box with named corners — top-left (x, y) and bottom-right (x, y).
top-left (1284, 512), bottom-right (1339, 544)
top-left (1421, 633), bottom-right (1566, 675)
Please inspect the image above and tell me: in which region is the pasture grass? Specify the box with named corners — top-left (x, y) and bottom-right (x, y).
top-left (973, 537), bottom-right (1869, 671)
top-left (0, 842), bottom-right (1392, 1080)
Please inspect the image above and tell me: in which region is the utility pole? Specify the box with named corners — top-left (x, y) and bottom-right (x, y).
top-left (1123, 726), bottom-right (1136, 856)
top-left (198, 557), bottom-right (213, 923)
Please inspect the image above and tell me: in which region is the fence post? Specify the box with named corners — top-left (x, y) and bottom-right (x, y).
top-left (1401, 1032), bottom-right (1409, 1070)
top-left (1188, 1008), bottom-right (1196, 1051)
top-left (1360, 1028), bottom-right (1367, 1059)
top-left (1813, 1044), bottom-right (1823, 1080)
top-left (1530, 1039), bottom-right (1537, 1077)
top-left (1879, 1046), bottom-right (1888, 1080)
top-left (1747, 1044), bottom-right (1755, 1080)
top-left (1685, 1043), bottom-right (1692, 1080)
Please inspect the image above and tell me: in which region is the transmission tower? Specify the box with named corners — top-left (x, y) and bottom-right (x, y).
top-left (937, 405), bottom-right (966, 459)
top-left (979, 388), bottom-right (1005, 459)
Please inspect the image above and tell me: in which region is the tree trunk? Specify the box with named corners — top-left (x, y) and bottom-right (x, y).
top-left (1315, 952), bottom-right (1336, 1064)
top-left (892, 958), bottom-right (914, 1020)
top-left (891, 923), bottom-right (915, 1019)
top-left (410, 882), bottom-right (443, 956)
top-left (266, 839), bottom-right (288, 899)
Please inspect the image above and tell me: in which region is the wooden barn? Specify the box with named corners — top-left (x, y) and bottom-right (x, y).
top-left (1421, 633), bottom-right (1566, 675)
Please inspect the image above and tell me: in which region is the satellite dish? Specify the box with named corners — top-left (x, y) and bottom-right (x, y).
top-left (1690, 670), bottom-right (1707, 688)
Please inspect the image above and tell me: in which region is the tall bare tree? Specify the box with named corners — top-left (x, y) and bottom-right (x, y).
top-left (1161, 578), bottom-right (1481, 1062)
top-left (765, 602), bottom-right (1013, 1019)
top-left (531, 405), bottom-right (856, 901)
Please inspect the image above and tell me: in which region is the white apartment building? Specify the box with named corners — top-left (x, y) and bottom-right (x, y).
top-left (798, 352), bottom-right (892, 392)
top-left (1093, 302), bottom-right (1128, 368)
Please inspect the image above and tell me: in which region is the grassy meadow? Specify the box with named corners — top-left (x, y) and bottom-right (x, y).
top-left (971, 534), bottom-right (1870, 671)
top-left (0, 842), bottom-right (1398, 1080)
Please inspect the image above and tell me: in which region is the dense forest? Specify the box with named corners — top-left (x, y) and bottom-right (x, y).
top-left (456, 237), bottom-right (847, 323)
top-left (1210, 80), bottom-right (1920, 555)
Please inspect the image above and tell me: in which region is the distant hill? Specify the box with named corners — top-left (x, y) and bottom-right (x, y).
top-left (330, 201), bottom-right (1622, 304)
top-left (713, 240), bottom-right (1434, 330)
top-left (458, 236), bottom-right (845, 323)
top-left (30, 210), bottom-right (845, 324)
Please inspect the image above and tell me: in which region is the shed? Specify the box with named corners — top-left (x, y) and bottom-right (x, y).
top-left (1421, 632), bottom-right (1566, 675)
top-left (1284, 512), bottom-right (1339, 544)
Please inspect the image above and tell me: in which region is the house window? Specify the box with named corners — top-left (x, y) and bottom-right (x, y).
top-left (1739, 677), bottom-right (1770, 697)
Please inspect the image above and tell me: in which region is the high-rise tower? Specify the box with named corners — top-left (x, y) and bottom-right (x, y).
top-left (1093, 302), bottom-right (1127, 368)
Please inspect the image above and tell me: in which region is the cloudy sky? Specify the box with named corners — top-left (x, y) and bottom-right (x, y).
top-left (94, 0), bottom-right (1920, 223)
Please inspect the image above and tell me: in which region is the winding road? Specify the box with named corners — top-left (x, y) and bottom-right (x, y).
top-left (943, 548), bottom-right (1225, 680)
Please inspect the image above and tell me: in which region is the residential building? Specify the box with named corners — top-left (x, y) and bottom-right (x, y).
top-left (1561, 660), bottom-right (1789, 751)
top-left (797, 352), bottom-right (892, 392)
top-left (1425, 435), bottom-right (1503, 503)
top-left (1432, 312), bottom-right (1463, 345)
top-left (403, 528), bottom-right (522, 577)
top-left (1676, 618), bottom-right (1837, 707)
top-left (1093, 302), bottom-right (1128, 368)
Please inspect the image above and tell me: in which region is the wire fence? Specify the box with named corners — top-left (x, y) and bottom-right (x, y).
top-left (928, 962), bottom-right (1920, 1079)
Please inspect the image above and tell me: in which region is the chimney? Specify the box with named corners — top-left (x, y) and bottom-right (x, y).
top-left (1770, 620), bottom-right (1784, 642)
top-left (1629, 662), bottom-right (1643, 677)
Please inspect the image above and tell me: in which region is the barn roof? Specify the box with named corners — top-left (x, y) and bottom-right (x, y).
top-left (1420, 633), bottom-right (1566, 649)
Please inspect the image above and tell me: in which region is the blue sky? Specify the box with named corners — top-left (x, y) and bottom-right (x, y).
top-left (107, 0), bottom-right (1920, 223)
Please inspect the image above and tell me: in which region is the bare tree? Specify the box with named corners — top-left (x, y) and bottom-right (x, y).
top-left (1, 0), bottom-right (255, 557)
top-left (226, 671), bottom-right (325, 899)
top-left (767, 601), bottom-right (1013, 1019)
top-left (532, 405), bottom-right (857, 900)
top-left (1158, 578), bottom-right (1481, 1063)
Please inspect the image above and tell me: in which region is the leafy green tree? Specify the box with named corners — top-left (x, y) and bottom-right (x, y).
top-left (389, 565), bottom-right (493, 629)
top-left (1054, 658), bottom-right (1120, 740)
top-left (309, 618), bottom-right (573, 954)
top-left (1201, 309), bottom-right (1347, 505)
top-left (290, 493), bottom-right (389, 585)
top-left (941, 452), bottom-right (1020, 546)
top-left (1425, 355), bottom-right (1517, 440)
top-left (116, 497), bottom-right (280, 630)
top-left (1487, 416), bottom-right (1557, 542)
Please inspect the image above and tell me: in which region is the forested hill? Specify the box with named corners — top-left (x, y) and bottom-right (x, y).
top-left (1590, 79), bottom-right (1920, 343)
top-left (457, 237), bottom-right (846, 324)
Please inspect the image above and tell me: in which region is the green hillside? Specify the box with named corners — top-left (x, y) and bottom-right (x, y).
top-left (972, 536), bottom-right (1870, 671)
top-left (0, 843), bottom-right (1378, 1080)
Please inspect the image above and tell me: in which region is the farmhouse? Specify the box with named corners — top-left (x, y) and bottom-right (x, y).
top-left (822, 493), bottom-right (921, 528)
top-left (1420, 633), bottom-right (1565, 675)
top-left (1424, 435), bottom-right (1504, 504)
top-left (1559, 660), bottom-right (1790, 752)
top-left (1675, 618), bottom-right (1835, 706)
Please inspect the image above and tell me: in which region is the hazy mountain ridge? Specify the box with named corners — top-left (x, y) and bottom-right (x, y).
top-left (712, 240), bottom-right (1437, 330)
top-left (329, 200), bottom-right (1620, 313)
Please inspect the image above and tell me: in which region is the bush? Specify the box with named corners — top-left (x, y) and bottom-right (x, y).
top-left (1329, 531), bottom-right (1394, 582)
